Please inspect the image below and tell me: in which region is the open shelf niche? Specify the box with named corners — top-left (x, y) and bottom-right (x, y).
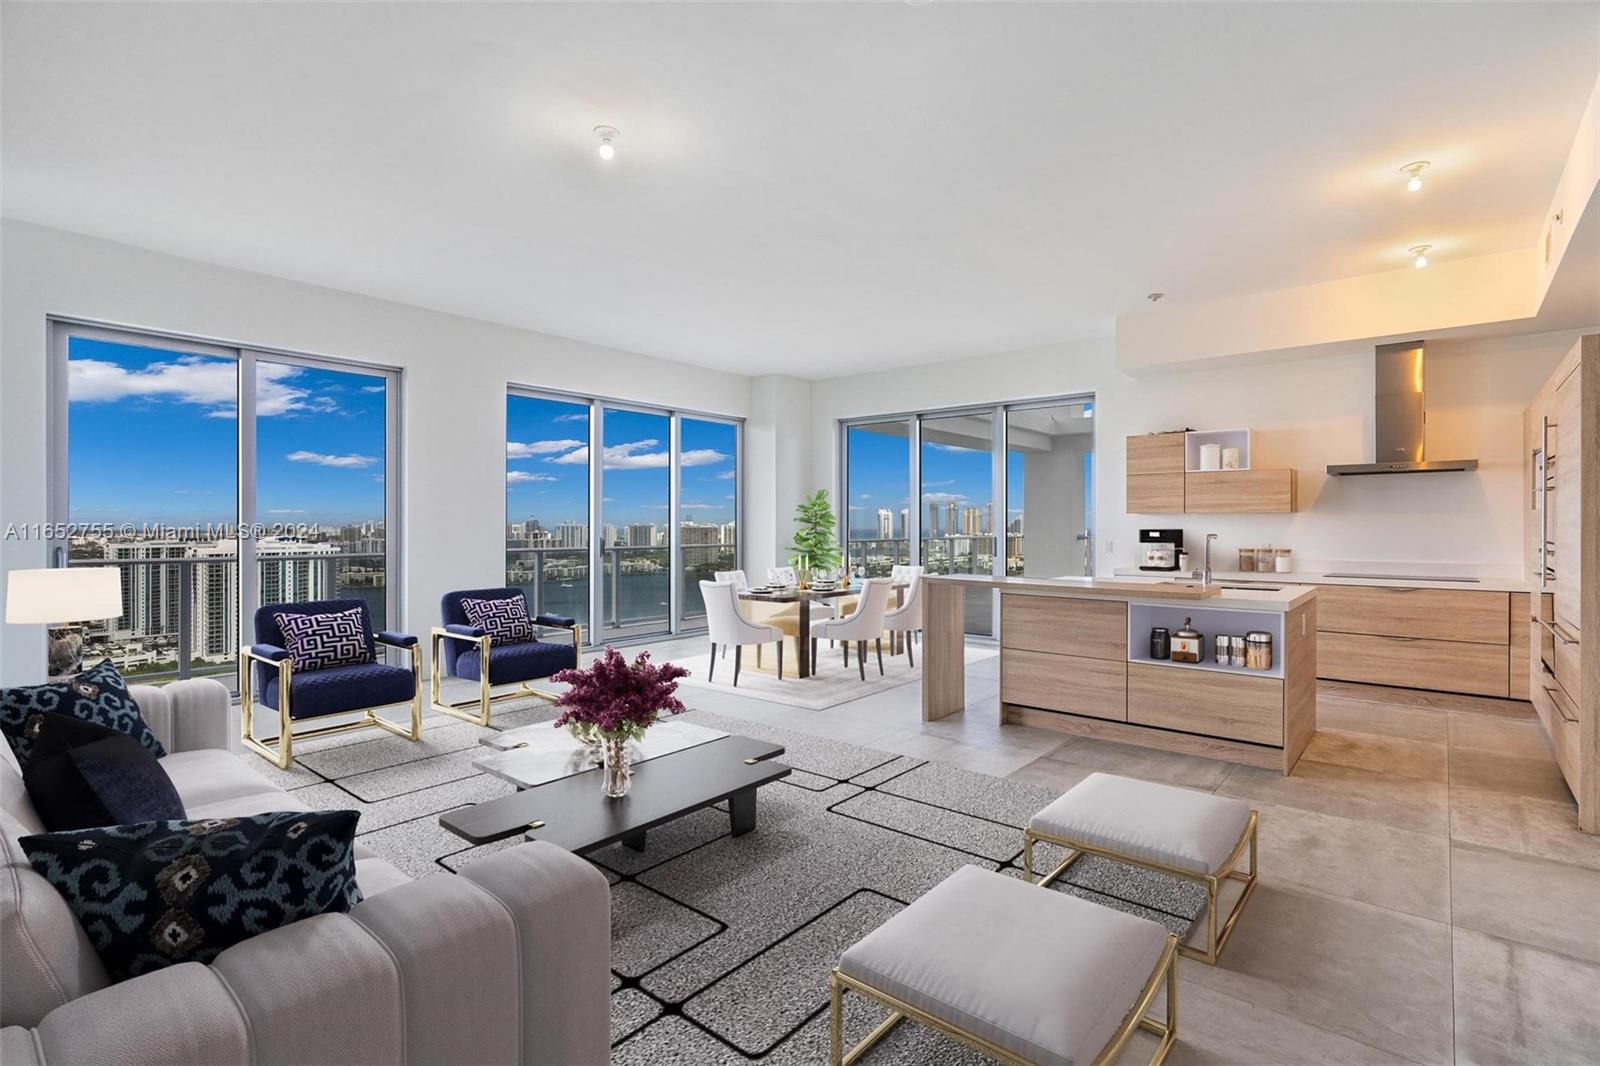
top-left (1127, 600), bottom-right (1284, 679)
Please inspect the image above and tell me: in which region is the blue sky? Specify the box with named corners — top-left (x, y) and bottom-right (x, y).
top-left (845, 424), bottom-right (1024, 538)
top-left (506, 395), bottom-right (736, 528)
top-left (68, 338), bottom-right (386, 526)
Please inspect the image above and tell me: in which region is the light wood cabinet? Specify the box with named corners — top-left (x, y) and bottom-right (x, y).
top-left (1184, 469), bottom-right (1298, 514)
top-left (1553, 367), bottom-right (1583, 635)
top-left (1000, 593), bottom-right (1126, 660)
top-left (1001, 649), bottom-right (1127, 721)
top-left (1315, 585), bottom-right (1509, 645)
top-left (1318, 631), bottom-right (1509, 698)
top-left (1126, 433), bottom-right (1186, 513)
top-left (1510, 592), bottom-right (1531, 701)
top-left (1126, 663), bottom-right (1285, 746)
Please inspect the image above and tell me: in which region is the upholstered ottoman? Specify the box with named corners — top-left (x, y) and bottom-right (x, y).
top-left (1024, 772), bottom-right (1258, 964)
top-left (829, 866), bottom-right (1178, 1066)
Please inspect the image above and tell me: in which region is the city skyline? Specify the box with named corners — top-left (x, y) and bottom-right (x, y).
top-left (846, 424), bottom-right (1026, 539)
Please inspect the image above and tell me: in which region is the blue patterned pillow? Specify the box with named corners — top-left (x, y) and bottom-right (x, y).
top-left (0, 659), bottom-right (164, 769)
top-left (461, 596), bottom-right (535, 644)
top-left (276, 607), bottom-right (371, 671)
top-left (21, 810), bottom-right (363, 982)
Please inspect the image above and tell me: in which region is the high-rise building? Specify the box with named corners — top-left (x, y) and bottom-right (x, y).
top-left (986, 502), bottom-right (994, 536)
top-left (946, 501), bottom-right (959, 536)
top-left (680, 522), bottom-right (720, 546)
top-left (898, 508), bottom-right (908, 539)
top-left (626, 522), bottom-right (657, 548)
top-left (961, 506), bottom-right (983, 535)
top-left (555, 521), bottom-right (587, 549)
top-left (876, 508), bottom-right (893, 539)
top-left (927, 502), bottom-right (941, 538)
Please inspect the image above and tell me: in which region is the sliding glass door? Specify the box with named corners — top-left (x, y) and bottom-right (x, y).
top-left (52, 321), bottom-right (401, 687)
top-left (841, 394), bottom-right (1094, 637)
top-left (504, 388), bottom-right (741, 643)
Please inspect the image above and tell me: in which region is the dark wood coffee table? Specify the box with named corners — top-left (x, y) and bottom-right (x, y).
top-left (439, 733), bottom-right (791, 852)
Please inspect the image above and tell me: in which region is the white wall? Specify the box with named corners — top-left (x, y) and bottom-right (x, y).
top-left (0, 221), bottom-right (751, 683)
top-left (809, 327), bottom-right (1590, 580)
top-left (744, 375), bottom-right (814, 578)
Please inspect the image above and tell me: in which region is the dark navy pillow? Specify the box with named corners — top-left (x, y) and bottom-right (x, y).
top-left (0, 659), bottom-right (164, 769)
top-left (23, 714), bottom-right (186, 832)
top-left (21, 810), bottom-right (363, 982)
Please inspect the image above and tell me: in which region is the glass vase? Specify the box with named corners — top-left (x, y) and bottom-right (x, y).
top-left (601, 736), bottom-right (632, 798)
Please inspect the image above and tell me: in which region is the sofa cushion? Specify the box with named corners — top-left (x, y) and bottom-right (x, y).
top-left (24, 717), bottom-right (185, 832)
top-left (454, 640), bottom-right (577, 686)
top-left (838, 865), bottom-right (1170, 1066)
top-left (461, 595), bottom-right (536, 645)
top-left (21, 810), bottom-right (364, 982)
top-left (1, 660), bottom-right (165, 769)
top-left (157, 749), bottom-right (282, 811)
top-left (262, 661), bottom-right (415, 719)
top-left (276, 606), bottom-right (372, 672)
top-left (1028, 772), bottom-right (1253, 876)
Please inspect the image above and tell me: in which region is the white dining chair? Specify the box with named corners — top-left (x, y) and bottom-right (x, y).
top-left (884, 566), bottom-right (925, 665)
top-left (810, 578), bottom-right (895, 680)
top-left (714, 569), bottom-right (750, 591)
top-left (766, 566), bottom-right (798, 588)
top-left (701, 580), bottom-right (784, 685)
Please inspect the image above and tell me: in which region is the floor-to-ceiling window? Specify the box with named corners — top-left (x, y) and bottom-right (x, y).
top-left (678, 417), bottom-right (738, 626)
top-left (844, 420), bottom-right (911, 577)
top-left (505, 388), bottom-right (741, 643)
top-left (53, 321), bottom-right (400, 686)
top-left (505, 393), bottom-right (592, 633)
top-left (842, 395), bottom-right (1094, 637)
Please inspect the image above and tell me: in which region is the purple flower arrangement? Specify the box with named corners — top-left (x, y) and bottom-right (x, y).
top-left (551, 647), bottom-right (689, 744)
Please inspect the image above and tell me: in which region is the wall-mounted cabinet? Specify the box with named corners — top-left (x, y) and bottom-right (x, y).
top-left (1126, 431), bottom-right (1296, 514)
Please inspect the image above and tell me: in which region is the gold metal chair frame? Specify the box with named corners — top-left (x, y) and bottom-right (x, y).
top-left (239, 639), bottom-right (423, 770)
top-left (1023, 810), bottom-right (1259, 965)
top-left (828, 933), bottom-right (1178, 1066)
top-left (429, 623), bottom-right (582, 727)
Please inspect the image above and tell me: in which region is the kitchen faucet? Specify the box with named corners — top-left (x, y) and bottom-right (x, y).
top-left (1200, 532), bottom-right (1217, 587)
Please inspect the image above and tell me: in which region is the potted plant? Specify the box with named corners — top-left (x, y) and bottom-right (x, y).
top-left (550, 648), bottom-right (689, 797)
top-left (789, 489), bottom-right (843, 588)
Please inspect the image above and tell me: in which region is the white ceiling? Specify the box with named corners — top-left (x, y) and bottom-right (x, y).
top-left (3, 3), bottom-right (1596, 377)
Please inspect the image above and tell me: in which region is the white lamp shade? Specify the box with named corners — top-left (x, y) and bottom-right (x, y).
top-left (5, 567), bottom-right (123, 625)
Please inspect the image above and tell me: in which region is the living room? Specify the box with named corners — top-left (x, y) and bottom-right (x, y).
top-left (2, 3), bottom-right (1598, 1065)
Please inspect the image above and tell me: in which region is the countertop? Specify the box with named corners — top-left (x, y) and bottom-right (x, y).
top-left (1111, 566), bottom-right (1533, 594)
top-left (926, 573), bottom-right (1315, 612)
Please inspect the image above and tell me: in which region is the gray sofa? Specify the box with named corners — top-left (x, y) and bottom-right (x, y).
top-left (0, 678), bottom-right (611, 1065)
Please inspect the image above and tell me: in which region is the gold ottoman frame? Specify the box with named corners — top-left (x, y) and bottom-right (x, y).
top-left (1023, 810), bottom-right (1259, 965)
top-left (429, 623), bottom-right (581, 727)
top-left (828, 932), bottom-right (1178, 1066)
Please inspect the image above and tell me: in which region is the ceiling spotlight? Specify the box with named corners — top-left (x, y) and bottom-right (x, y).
top-left (1147, 292), bottom-right (1165, 302)
top-left (1409, 244), bottom-right (1431, 269)
top-left (1400, 161), bottom-right (1429, 192)
top-left (594, 125), bottom-right (619, 161)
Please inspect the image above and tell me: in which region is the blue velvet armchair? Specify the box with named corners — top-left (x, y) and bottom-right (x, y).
top-left (239, 599), bottom-right (423, 769)
top-left (431, 588), bottom-right (581, 726)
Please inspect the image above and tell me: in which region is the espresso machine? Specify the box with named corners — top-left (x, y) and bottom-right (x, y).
top-left (1138, 528), bottom-right (1184, 572)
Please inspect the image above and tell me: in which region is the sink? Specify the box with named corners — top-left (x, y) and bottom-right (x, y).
top-left (1218, 583), bottom-right (1282, 592)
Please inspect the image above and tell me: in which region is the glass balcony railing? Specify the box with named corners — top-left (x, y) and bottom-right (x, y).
top-left (845, 538), bottom-right (912, 577)
top-left (68, 553), bottom-right (386, 690)
top-left (506, 542), bottom-right (737, 639)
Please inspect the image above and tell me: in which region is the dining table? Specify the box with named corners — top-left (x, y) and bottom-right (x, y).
top-left (737, 582), bottom-right (908, 679)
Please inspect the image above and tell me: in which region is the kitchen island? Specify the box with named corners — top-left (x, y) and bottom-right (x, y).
top-left (924, 575), bottom-right (1318, 774)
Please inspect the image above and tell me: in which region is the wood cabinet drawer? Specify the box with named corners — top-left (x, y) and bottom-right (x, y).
top-left (1001, 594), bottom-right (1127, 660)
top-left (1510, 592), bottom-right (1531, 701)
top-left (1184, 469), bottom-right (1297, 513)
top-left (1316, 585), bottom-right (1510, 645)
top-left (1127, 663), bottom-right (1284, 745)
top-left (1531, 681), bottom-right (1581, 791)
top-left (1127, 473), bottom-right (1185, 514)
top-left (1318, 631), bottom-right (1509, 698)
top-left (1001, 649), bottom-right (1127, 721)
top-left (1127, 433), bottom-right (1186, 476)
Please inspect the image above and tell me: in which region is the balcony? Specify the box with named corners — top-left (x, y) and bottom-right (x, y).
top-left (506, 542), bottom-right (737, 641)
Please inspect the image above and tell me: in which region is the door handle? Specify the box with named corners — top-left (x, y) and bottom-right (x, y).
top-left (1533, 617), bottom-right (1579, 646)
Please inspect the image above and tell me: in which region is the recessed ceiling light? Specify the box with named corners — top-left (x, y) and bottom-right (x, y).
top-left (1147, 292), bottom-right (1165, 302)
top-left (1400, 161), bottom-right (1430, 192)
top-left (1409, 244), bottom-right (1431, 269)
top-left (594, 125), bottom-right (619, 161)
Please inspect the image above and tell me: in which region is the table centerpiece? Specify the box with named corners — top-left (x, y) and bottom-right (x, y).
top-left (550, 647), bottom-right (689, 797)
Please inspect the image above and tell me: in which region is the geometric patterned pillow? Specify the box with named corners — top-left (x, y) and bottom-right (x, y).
top-left (460, 596), bottom-right (535, 645)
top-left (275, 608), bottom-right (370, 672)
top-left (20, 810), bottom-right (363, 982)
top-left (0, 658), bottom-right (166, 770)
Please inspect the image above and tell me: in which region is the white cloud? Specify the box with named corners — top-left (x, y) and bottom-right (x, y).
top-left (507, 471), bottom-right (557, 484)
top-left (69, 357), bottom-right (336, 419)
top-left (679, 502), bottom-right (724, 510)
top-left (714, 469), bottom-right (737, 480)
top-left (681, 449), bottom-right (728, 468)
top-left (286, 450), bottom-right (377, 469)
top-left (922, 479), bottom-right (956, 488)
top-left (553, 412), bottom-right (589, 423)
top-left (266, 508), bottom-right (307, 514)
top-left (544, 440), bottom-right (729, 471)
top-left (507, 438), bottom-right (584, 459)
top-left (922, 491), bottom-right (966, 503)
top-left (926, 442), bottom-right (980, 454)
top-left (360, 385), bottom-right (386, 394)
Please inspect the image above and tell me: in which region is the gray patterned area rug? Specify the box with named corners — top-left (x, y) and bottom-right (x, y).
top-left (242, 699), bottom-right (1206, 1064)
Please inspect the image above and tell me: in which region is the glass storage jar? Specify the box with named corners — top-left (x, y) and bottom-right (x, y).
top-left (1238, 548), bottom-right (1256, 572)
top-left (1244, 631), bottom-right (1273, 671)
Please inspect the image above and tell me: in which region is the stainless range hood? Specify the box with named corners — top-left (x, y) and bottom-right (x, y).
top-left (1326, 340), bottom-right (1479, 476)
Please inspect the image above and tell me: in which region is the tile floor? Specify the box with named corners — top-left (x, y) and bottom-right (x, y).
top-left (630, 634), bottom-right (1600, 1065)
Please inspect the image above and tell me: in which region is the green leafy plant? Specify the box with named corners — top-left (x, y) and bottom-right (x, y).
top-left (789, 489), bottom-right (843, 579)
